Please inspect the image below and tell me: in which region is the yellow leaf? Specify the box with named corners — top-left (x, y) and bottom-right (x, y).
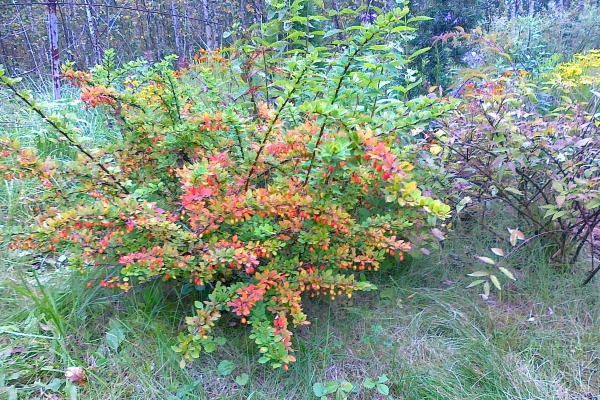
top-left (399, 161), bottom-right (414, 172)
top-left (475, 256), bottom-right (495, 265)
top-left (404, 181), bottom-right (417, 193)
top-left (490, 248), bottom-right (504, 256)
top-left (429, 144), bottom-right (443, 155)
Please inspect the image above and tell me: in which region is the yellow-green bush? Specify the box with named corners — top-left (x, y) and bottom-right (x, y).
top-left (544, 49), bottom-right (600, 99)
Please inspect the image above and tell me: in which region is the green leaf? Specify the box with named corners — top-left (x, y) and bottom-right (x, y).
top-left (499, 267), bottom-right (516, 281)
top-left (586, 197), bottom-right (600, 210)
top-left (552, 180), bottom-right (564, 192)
top-left (203, 342), bottom-right (216, 352)
top-left (324, 29), bottom-right (343, 38)
top-left (313, 382), bottom-right (326, 397)
top-left (218, 360), bottom-right (236, 376)
top-left (105, 319), bottom-right (126, 352)
top-left (408, 47), bottom-right (430, 60)
top-left (324, 381), bottom-right (340, 394)
top-left (490, 274), bottom-right (502, 291)
top-left (552, 210), bottom-right (567, 220)
top-left (407, 16), bottom-right (433, 22)
top-left (363, 378), bottom-right (376, 389)
top-left (490, 248), bottom-right (504, 256)
top-left (483, 281), bottom-right (491, 296)
top-left (475, 256), bottom-right (495, 265)
top-left (467, 271), bottom-right (489, 277)
top-left (65, 380), bottom-right (78, 400)
top-left (235, 373), bottom-right (249, 386)
top-left (376, 383), bottom-right (390, 395)
top-left (385, 194), bottom-right (397, 202)
top-left (339, 381), bottom-right (353, 392)
top-left (504, 187), bottom-right (523, 195)
top-left (466, 279), bottom-right (485, 288)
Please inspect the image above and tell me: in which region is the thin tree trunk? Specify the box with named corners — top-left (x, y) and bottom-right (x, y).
top-left (528, 0), bottom-right (535, 15)
top-left (13, 0), bottom-right (42, 81)
top-left (47, 0), bottom-right (61, 100)
top-left (140, 0), bottom-right (158, 60)
top-left (171, 0), bottom-right (182, 66)
top-left (183, 0), bottom-right (189, 60)
top-left (202, 0), bottom-right (213, 50)
top-left (154, 3), bottom-right (163, 59)
top-left (329, 0), bottom-right (345, 41)
top-left (58, 4), bottom-right (74, 55)
top-left (85, 0), bottom-right (102, 65)
top-left (240, 0), bottom-right (247, 31)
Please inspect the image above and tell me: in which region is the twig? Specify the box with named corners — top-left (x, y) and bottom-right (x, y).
top-left (1, 79), bottom-right (130, 194)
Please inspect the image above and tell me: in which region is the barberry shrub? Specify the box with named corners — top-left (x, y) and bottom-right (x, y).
top-left (0, 4), bottom-right (452, 370)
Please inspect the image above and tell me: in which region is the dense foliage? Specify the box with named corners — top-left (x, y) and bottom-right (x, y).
top-left (423, 46), bottom-right (600, 287)
top-left (0, 5), bottom-right (454, 370)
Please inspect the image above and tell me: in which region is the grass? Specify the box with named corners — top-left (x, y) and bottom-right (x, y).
top-left (1, 92), bottom-right (600, 399)
top-left (1, 207), bottom-right (600, 399)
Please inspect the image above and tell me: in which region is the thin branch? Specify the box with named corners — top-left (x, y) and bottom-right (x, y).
top-left (243, 60), bottom-right (313, 192)
top-left (1, 80), bottom-right (130, 194)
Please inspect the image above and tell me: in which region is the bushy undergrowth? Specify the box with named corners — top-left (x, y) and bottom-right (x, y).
top-left (486, 4), bottom-right (600, 70)
top-left (0, 4), bottom-right (454, 370)
top-left (440, 72), bottom-right (600, 264)
top-left (414, 27), bottom-right (600, 285)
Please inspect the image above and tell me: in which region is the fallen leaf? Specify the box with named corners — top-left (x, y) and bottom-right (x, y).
top-left (431, 228), bottom-right (445, 241)
top-left (65, 366), bottom-right (86, 385)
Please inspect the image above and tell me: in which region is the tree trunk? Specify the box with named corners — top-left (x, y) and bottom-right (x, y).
top-left (13, 0), bottom-right (42, 80)
top-left (240, 0), bottom-right (248, 31)
top-left (528, 0), bottom-right (535, 15)
top-left (329, 0), bottom-right (345, 41)
top-left (202, 0), bottom-right (213, 50)
top-left (171, 0), bottom-right (183, 66)
top-left (183, 0), bottom-right (189, 60)
top-left (0, 25), bottom-right (16, 74)
top-left (47, 0), bottom-right (61, 100)
top-left (85, 0), bottom-right (102, 65)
